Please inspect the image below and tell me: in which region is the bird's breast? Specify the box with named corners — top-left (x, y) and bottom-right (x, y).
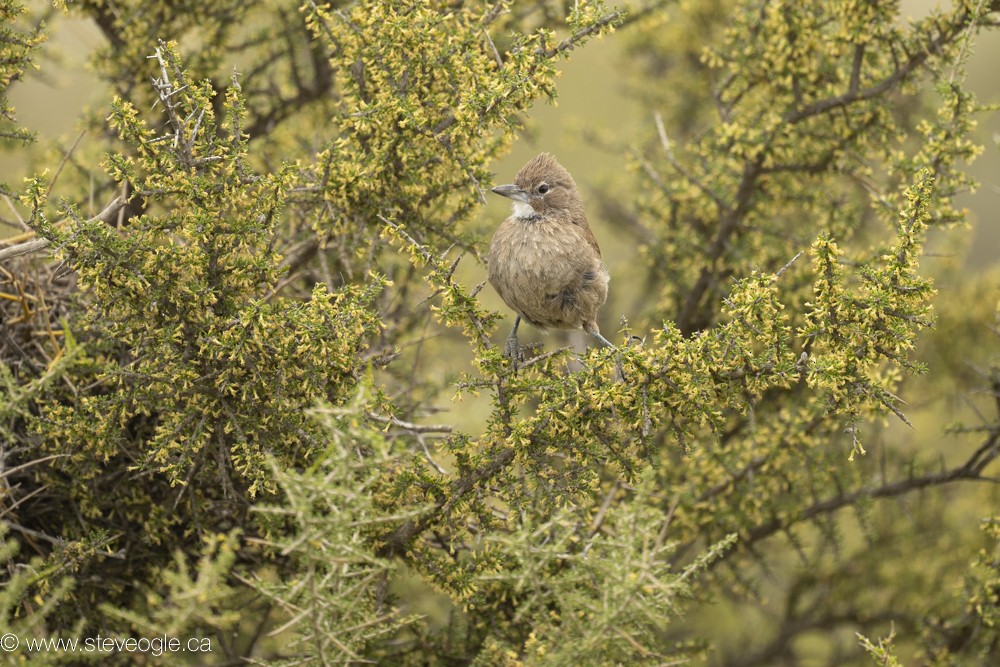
top-left (489, 217), bottom-right (577, 276)
top-left (487, 216), bottom-right (609, 330)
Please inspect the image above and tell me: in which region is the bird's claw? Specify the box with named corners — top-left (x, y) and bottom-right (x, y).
top-left (504, 336), bottom-right (526, 368)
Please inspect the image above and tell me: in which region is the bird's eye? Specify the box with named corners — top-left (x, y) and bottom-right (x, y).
top-left (537, 183), bottom-right (550, 195)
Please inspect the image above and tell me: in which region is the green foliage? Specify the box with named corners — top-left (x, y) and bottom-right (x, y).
top-left (920, 516), bottom-right (1000, 663)
top-left (463, 479), bottom-right (736, 667)
top-left (0, 0), bottom-right (998, 665)
top-left (0, 527), bottom-right (79, 666)
top-left (859, 625), bottom-right (903, 667)
top-left (0, 0), bottom-right (44, 157)
top-left (101, 530), bottom-right (243, 638)
top-left (630, 0), bottom-right (985, 334)
top-left (301, 1), bottom-right (546, 240)
top-left (802, 170), bottom-right (937, 459)
top-left (250, 395), bottom-right (423, 666)
top-left (25, 43), bottom-right (387, 500)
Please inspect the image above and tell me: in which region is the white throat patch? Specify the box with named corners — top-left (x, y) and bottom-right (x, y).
top-left (511, 200), bottom-right (538, 219)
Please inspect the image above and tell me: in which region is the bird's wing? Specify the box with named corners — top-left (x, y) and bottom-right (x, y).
top-left (574, 214), bottom-right (602, 258)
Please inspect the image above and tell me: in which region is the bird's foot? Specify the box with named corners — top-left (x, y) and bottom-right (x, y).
top-left (504, 334), bottom-right (526, 368)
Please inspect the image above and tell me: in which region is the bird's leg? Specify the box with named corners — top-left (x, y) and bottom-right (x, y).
top-left (586, 324), bottom-right (625, 382)
top-left (590, 330), bottom-right (616, 350)
top-left (504, 315), bottom-right (525, 366)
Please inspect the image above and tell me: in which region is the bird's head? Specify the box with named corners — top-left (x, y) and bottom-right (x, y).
top-left (491, 153), bottom-right (583, 219)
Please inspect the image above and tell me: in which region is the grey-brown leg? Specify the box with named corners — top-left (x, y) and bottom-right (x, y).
top-left (590, 330), bottom-right (616, 350)
top-left (504, 315), bottom-right (525, 366)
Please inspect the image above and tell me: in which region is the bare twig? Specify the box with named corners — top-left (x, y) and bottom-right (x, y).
top-left (0, 239), bottom-right (51, 264)
top-left (0, 196), bottom-right (125, 264)
top-left (367, 412), bottom-right (453, 435)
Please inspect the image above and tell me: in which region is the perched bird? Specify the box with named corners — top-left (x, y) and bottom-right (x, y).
top-left (487, 152), bottom-right (614, 363)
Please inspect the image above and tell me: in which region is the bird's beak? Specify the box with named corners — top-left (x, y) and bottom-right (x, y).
top-left (491, 184), bottom-right (530, 203)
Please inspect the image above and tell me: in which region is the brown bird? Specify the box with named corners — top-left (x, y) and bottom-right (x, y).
top-left (488, 152), bottom-right (614, 363)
